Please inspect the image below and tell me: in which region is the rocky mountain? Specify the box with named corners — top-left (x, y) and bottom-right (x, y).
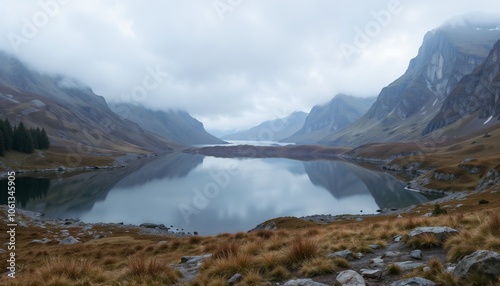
top-left (283, 94), bottom-right (376, 144)
top-left (321, 19), bottom-right (500, 146)
top-left (222, 111), bottom-right (308, 142)
top-left (110, 102), bottom-right (226, 146)
top-left (423, 39), bottom-right (500, 135)
top-left (0, 51), bottom-right (179, 153)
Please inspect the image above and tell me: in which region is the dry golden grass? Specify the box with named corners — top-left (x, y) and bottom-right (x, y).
top-left (405, 258), bottom-right (458, 286)
top-left (285, 237), bottom-right (320, 265)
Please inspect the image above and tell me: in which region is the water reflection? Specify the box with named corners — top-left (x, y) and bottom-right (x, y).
top-left (3, 153), bottom-right (438, 235)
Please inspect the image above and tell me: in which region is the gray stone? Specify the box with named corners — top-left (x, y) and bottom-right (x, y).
top-left (180, 254), bottom-right (212, 264)
top-left (335, 270), bottom-right (366, 286)
top-left (32, 238), bottom-right (51, 244)
top-left (452, 250), bottom-right (500, 281)
top-left (328, 250), bottom-right (355, 261)
top-left (371, 257), bottom-right (384, 267)
top-left (284, 278), bottom-right (329, 286)
top-left (395, 261), bottom-right (425, 271)
top-left (408, 227), bottom-right (459, 242)
top-left (58, 236), bottom-right (80, 245)
top-left (394, 235), bottom-right (403, 242)
top-left (411, 249), bottom-right (423, 260)
top-left (368, 244), bottom-right (381, 250)
top-left (389, 277), bottom-right (436, 286)
top-left (384, 251), bottom-right (403, 258)
top-left (228, 273), bottom-right (243, 285)
top-left (360, 268), bottom-right (382, 279)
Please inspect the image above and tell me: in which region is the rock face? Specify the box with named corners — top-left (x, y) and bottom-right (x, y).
top-left (335, 270), bottom-right (366, 286)
top-left (389, 277), bottom-right (436, 286)
top-left (452, 250), bottom-right (500, 281)
top-left (408, 226), bottom-right (459, 242)
top-left (321, 18), bottom-right (500, 146)
top-left (423, 38), bottom-right (500, 135)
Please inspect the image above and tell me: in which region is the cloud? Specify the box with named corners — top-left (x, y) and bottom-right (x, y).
top-left (1, 0), bottom-right (499, 131)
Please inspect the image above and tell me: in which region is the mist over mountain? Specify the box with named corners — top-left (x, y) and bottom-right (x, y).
top-left (110, 102), bottom-right (226, 146)
top-left (222, 111), bottom-right (308, 142)
top-left (320, 19), bottom-right (500, 146)
top-left (0, 51), bottom-right (178, 153)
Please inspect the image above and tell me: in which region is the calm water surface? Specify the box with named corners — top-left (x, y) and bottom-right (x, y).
top-left (1, 152), bottom-right (437, 235)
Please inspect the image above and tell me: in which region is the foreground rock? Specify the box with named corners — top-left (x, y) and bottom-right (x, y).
top-left (335, 270), bottom-right (365, 286)
top-left (328, 250), bottom-right (355, 261)
top-left (408, 226), bottom-right (459, 241)
top-left (58, 236), bottom-right (80, 245)
top-left (228, 273), bottom-right (243, 285)
top-left (284, 278), bottom-right (329, 286)
top-left (389, 277), bottom-right (436, 286)
top-left (452, 250), bottom-right (500, 282)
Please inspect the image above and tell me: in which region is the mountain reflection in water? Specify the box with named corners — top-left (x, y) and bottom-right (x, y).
top-left (2, 152), bottom-right (439, 235)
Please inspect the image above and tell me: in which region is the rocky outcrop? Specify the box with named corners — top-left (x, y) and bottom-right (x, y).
top-left (476, 166), bottom-right (500, 191)
top-left (452, 250), bottom-right (500, 282)
top-left (408, 226), bottom-right (459, 242)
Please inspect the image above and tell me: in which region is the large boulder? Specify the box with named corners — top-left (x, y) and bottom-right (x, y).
top-left (452, 250), bottom-right (500, 282)
top-left (335, 270), bottom-right (366, 286)
top-left (408, 227), bottom-right (459, 242)
top-left (389, 277), bottom-right (436, 286)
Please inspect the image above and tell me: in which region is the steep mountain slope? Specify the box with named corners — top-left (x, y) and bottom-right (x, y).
top-left (321, 20), bottom-right (500, 146)
top-left (110, 102), bottom-right (226, 146)
top-left (283, 94), bottom-right (375, 143)
top-left (222, 111), bottom-right (308, 142)
top-left (0, 51), bottom-right (178, 153)
top-left (423, 39), bottom-right (500, 135)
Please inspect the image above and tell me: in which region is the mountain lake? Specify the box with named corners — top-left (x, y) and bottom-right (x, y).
top-left (0, 152), bottom-right (441, 235)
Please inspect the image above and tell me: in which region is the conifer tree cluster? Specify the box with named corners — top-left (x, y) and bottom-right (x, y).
top-left (0, 119), bottom-right (50, 156)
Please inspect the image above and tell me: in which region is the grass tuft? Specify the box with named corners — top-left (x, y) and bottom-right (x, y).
top-left (285, 237), bottom-right (319, 265)
top-left (387, 263), bottom-right (403, 275)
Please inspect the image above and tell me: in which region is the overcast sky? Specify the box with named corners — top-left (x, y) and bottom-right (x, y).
top-left (1, 1), bottom-right (499, 132)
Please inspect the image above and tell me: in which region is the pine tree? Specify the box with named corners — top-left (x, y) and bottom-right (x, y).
top-left (1, 119), bottom-right (13, 150)
top-left (30, 127), bottom-right (39, 149)
top-left (0, 129), bottom-right (5, 156)
top-left (40, 128), bottom-right (50, 150)
top-left (13, 122), bottom-right (34, 154)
